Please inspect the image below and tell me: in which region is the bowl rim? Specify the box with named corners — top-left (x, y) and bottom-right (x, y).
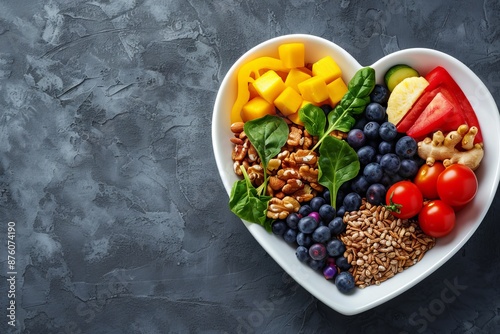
top-left (212, 34), bottom-right (500, 315)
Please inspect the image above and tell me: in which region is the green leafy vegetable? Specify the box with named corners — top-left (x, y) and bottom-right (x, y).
top-left (229, 166), bottom-right (273, 231)
top-left (243, 114), bottom-right (289, 194)
top-left (229, 115), bottom-right (289, 231)
top-left (304, 66), bottom-right (375, 151)
top-left (299, 103), bottom-right (326, 137)
top-left (318, 136), bottom-right (360, 208)
top-left (298, 67), bottom-right (375, 207)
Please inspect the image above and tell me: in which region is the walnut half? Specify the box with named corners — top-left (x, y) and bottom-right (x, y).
top-left (267, 196), bottom-right (300, 220)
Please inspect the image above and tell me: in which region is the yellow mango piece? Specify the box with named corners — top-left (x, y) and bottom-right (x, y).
top-left (285, 68), bottom-right (311, 94)
top-left (287, 111), bottom-right (304, 126)
top-left (298, 76), bottom-right (329, 103)
top-left (327, 77), bottom-right (348, 106)
top-left (248, 82), bottom-right (259, 99)
top-left (298, 66), bottom-right (312, 76)
top-left (312, 56), bottom-right (342, 84)
top-left (278, 43), bottom-right (305, 69)
top-left (253, 70), bottom-right (286, 104)
top-left (274, 86), bottom-right (303, 116)
top-left (240, 96), bottom-right (276, 122)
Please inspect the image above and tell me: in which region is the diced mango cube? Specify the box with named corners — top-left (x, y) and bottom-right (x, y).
top-left (274, 87), bottom-right (303, 116)
top-left (312, 56), bottom-right (342, 84)
top-left (248, 81), bottom-right (259, 99)
top-left (298, 76), bottom-right (329, 103)
top-left (278, 43), bottom-right (305, 69)
top-left (240, 96), bottom-right (276, 122)
top-left (285, 68), bottom-right (311, 94)
top-left (253, 70), bottom-right (286, 104)
top-left (327, 77), bottom-right (348, 106)
top-left (297, 66), bottom-right (312, 76)
top-left (287, 111), bottom-right (304, 126)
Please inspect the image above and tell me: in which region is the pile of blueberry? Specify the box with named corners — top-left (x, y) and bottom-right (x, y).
top-left (340, 84), bottom-right (424, 209)
top-left (270, 84), bottom-right (425, 293)
top-left (271, 193), bottom-right (355, 293)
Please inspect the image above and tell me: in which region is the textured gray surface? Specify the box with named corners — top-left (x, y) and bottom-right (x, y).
top-left (0, 1), bottom-right (499, 333)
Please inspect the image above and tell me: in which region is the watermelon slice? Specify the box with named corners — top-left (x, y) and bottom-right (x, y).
top-left (406, 92), bottom-right (466, 139)
top-left (396, 88), bottom-right (439, 133)
top-left (427, 67), bottom-right (483, 143)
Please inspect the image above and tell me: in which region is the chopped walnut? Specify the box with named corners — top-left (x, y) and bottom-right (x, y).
top-left (287, 126), bottom-right (303, 146)
top-left (267, 196), bottom-right (300, 220)
top-left (282, 179), bottom-right (304, 195)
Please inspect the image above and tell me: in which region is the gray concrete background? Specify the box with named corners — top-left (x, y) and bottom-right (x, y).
top-left (1, 1), bottom-right (499, 333)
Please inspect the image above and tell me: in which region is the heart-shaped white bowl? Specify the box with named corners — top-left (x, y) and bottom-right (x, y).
top-left (212, 34), bottom-right (500, 315)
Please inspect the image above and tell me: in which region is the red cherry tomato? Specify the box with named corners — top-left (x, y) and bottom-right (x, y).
top-left (437, 164), bottom-right (478, 207)
top-left (385, 181), bottom-right (424, 219)
top-left (418, 200), bottom-right (456, 238)
top-left (413, 162), bottom-right (446, 199)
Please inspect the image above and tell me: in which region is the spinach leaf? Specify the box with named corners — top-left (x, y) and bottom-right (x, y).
top-left (318, 136), bottom-right (360, 209)
top-left (311, 67), bottom-right (375, 151)
top-left (299, 103), bottom-right (326, 137)
top-left (229, 115), bottom-right (288, 231)
top-left (244, 114), bottom-right (289, 172)
top-left (229, 166), bottom-right (273, 232)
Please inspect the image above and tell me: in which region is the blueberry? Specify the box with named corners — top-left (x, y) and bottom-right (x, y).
top-left (390, 173), bottom-right (404, 184)
top-left (309, 259), bottom-right (326, 271)
top-left (336, 206), bottom-right (346, 218)
top-left (298, 216), bottom-right (318, 234)
top-left (380, 153), bottom-right (401, 174)
top-left (271, 220), bottom-right (287, 236)
top-left (378, 141), bottom-right (395, 155)
top-left (319, 204), bottom-right (336, 222)
top-left (365, 103), bottom-right (386, 123)
top-left (335, 256), bottom-right (352, 271)
top-left (312, 226), bottom-right (332, 243)
top-left (366, 183), bottom-right (386, 205)
top-left (309, 243), bottom-right (327, 261)
top-left (335, 271), bottom-right (356, 293)
top-left (363, 121), bottom-right (380, 140)
top-left (343, 192), bottom-right (362, 212)
top-left (395, 136), bottom-right (418, 159)
top-left (310, 196), bottom-right (326, 212)
top-left (296, 245), bottom-right (310, 262)
top-left (320, 104), bottom-right (333, 117)
top-left (357, 145), bottom-right (377, 166)
top-left (336, 190), bottom-right (346, 210)
top-left (298, 204), bottom-right (312, 217)
top-left (322, 190), bottom-right (331, 203)
top-left (379, 122), bottom-right (398, 141)
top-left (366, 139), bottom-right (380, 150)
top-left (328, 217), bottom-right (346, 235)
top-left (326, 239), bottom-right (346, 257)
top-left (283, 228), bottom-right (297, 244)
top-left (296, 232), bottom-right (313, 247)
top-left (286, 213), bottom-right (300, 229)
top-left (380, 173), bottom-right (392, 187)
top-left (308, 211), bottom-right (321, 223)
top-left (370, 84), bottom-right (390, 105)
top-left (399, 159), bottom-right (419, 178)
top-left (353, 116), bottom-right (368, 130)
top-left (323, 265), bottom-right (338, 280)
top-left (363, 162), bottom-right (383, 183)
top-left (347, 129), bottom-right (366, 149)
top-left (351, 175), bottom-right (370, 195)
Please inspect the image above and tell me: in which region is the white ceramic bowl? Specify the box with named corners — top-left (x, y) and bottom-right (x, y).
top-left (212, 34), bottom-right (500, 315)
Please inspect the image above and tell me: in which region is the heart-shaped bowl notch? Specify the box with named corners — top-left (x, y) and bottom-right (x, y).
top-left (212, 34), bottom-right (500, 315)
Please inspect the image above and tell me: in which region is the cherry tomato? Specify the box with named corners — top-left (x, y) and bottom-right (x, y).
top-left (413, 162), bottom-right (445, 199)
top-left (418, 200), bottom-right (455, 238)
top-left (385, 181), bottom-right (423, 219)
top-left (437, 164), bottom-right (478, 207)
